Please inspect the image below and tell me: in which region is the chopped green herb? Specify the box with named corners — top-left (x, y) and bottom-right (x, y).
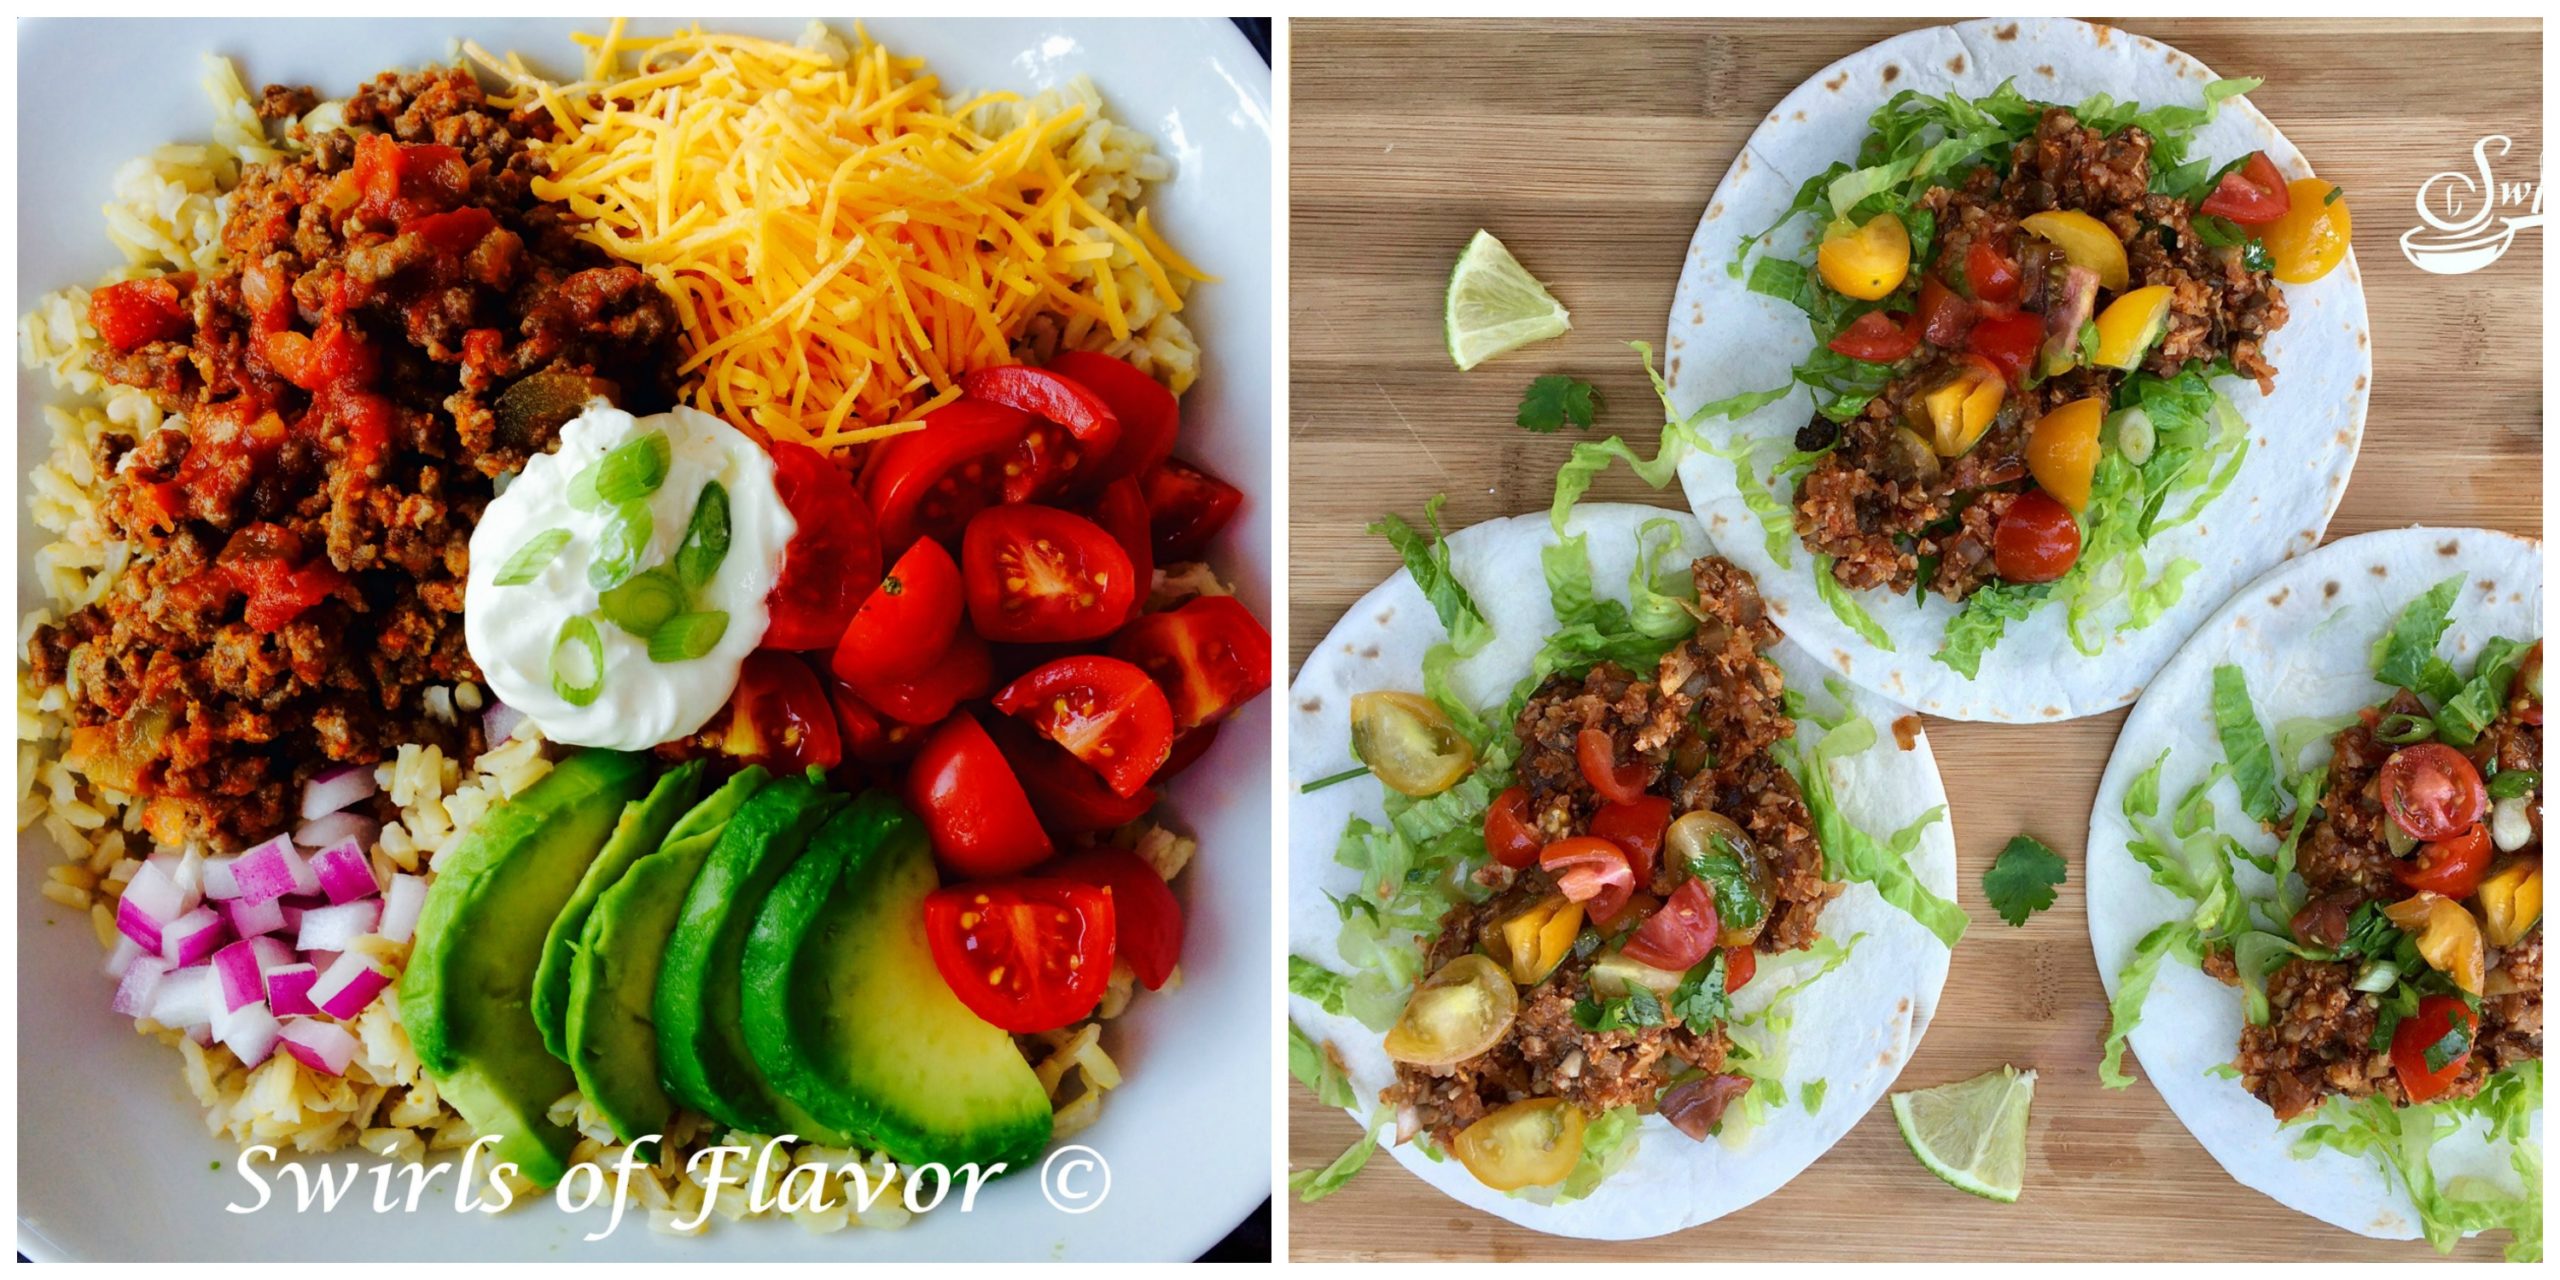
top-left (1983, 834), bottom-right (2068, 927)
top-left (2489, 769), bottom-right (2540, 800)
top-left (1300, 766), bottom-right (1372, 794)
top-left (1517, 374), bottom-right (1600, 433)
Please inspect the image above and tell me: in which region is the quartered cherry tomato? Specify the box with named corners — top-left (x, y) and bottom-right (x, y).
top-left (2388, 993), bottom-right (2478, 1104)
top-left (1139, 459), bottom-right (1244, 562)
top-left (1156, 722), bottom-right (1223, 783)
top-left (961, 504), bottom-right (1137, 644)
top-left (1051, 847), bottom-right (1184, 990)
top-left (961, 365), bottom-right (1123, 498)
top-left (984, 714), bottom-right (1158, 835)
top-left (1620, 878), bottom-right (1719, 973)
top-left (1917, 275), bottom-right (1974, 348)
top-left (821, 675), bottom-right (925, 766)
top-left (1047, 350), bottom-right (1179, 487)
top-left (2200, 151), bottom-right (2293, 226)
top-left (1088, 476), bottom-right (1156, 626)
top-left (1109, 595), bottom-right (1273, 730)
top-left (1826, 310), bottom-right (1917, 363)
top-left (2381, 743), bottom-right (2489, 842)
top-left (88, 278), bottom-right (191, 352)
top-left (1589, 795), bottom-right (1672, 887)
top-left (1485, 786), bottom-right (1546, 870)
top-left (864, 400), bottom-right (1032, 550)
top-left (1540, 836), bottom-right (1636, 924)
top-left (2400, 823), bottom-right (2495, 898)
top-left (922, 877), bottom-right (1114, 1033)
top-left (992, 655), bottom-right (1175, 797)
top-left (1723, 943), bottom-right (1758, 993)
top-left (1965, 309), bottom-right (2044, 384)
top-left (905, 713), bottom-right (1054, 879)
top-left (1993, 490), bottom-right (2081, 583)
top-left (1964, 239), bottom-right (2021, 306)
top-left (1576, 729), bottom-right (1651, 806)
top-left (844, 625), bottom-right (994, 726)
top-left (761, 442), bottom-right (882, 651)
top-left (832, 536), bottom-right (964, 687)
top-left (704, 651), bottom-right (843, 772)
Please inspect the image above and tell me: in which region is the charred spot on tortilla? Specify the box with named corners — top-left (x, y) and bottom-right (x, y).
top-left (1995, 22), bottom-right (2018, 39)
top-left (2438, 540), bottom-right (2461, 557)
top-left (2324, 580), bottom-right (2341, 600)
top-left (1946, 55), bottom-right (1966, 75)
top-left (2038, 64), bottom-right (2056, 78)
top-left (2267, 588), bottom-right (2289, 608)
top-left (1300, 698), bottom-right (1323, 714)
top-left (1881, 64), bottom-right (1899, 83)
top-left (1375, 607), bottom-right (1395, 625)
top-left (1826, 72), bottom-right (1848, 91)
top-left (1361, 645), bottom-right (1381, 659)
top-left (2370, 564), bottom-right (2387, 578)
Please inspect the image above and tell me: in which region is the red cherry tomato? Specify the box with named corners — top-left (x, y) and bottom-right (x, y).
top-left (2399, 823), bottom-right (2494, 898)
top-left (2380, 743), bottom-right (2490, 842)
top-left (991, 655), bottom-right (1175, 798)
top-left (1047, 351), bottom-right (1179, 487)
top-left (832, 537), bottom-right (964, 686)
top-left (1589, 795), bottom-right (1672, 887)
top-left (1139, 459), bottom-right (1245, 562)
top-left (961, 504), bottom-right (1138, 644)
top-left (1539, 836), bottom-right (1636, 924)
top-left (1109, 595), bottom-right (1273, 731)
top-left (1050, 847), bottom-right (1184, 990)
top-left (984, 714), bottom-right (1158, 835)
top-left (1993, 490), bottom-right (2082, 583)
top-left (1156, 722), bottom-right (1222, 784)
top-left (1576, 729), bottom-right (1652, 806)
top-left (1964, 240), bottom-right (2021, 306)
top-left (1826, 309), bottom-right (1918, 363)
top-left (844, 625), bottom-right (994, 726)
top-left (1917, 275), bottom-right (1975, 348)
top-left (1485, 786), bottom-right (1545, 870)
top-left (1088, 476), bottom-right (1156, 626)
top-left (1965, 309), bottom-right (2044, 384)
top-left (865, 400), bottom-right (1033, 550)
top-left (2200, 151), bottom-right (2293, 226)
top-left (705, 652), bottom-right (843, 772)
top-left (922, 878), bottom-right (1114, 1033)
top-left (761, 442), bottom-right (882, 651)
top-left (2388, 993), bottom-right (2478, 1104)
top-left (1621, 879), bottom-right (1720, 973)
top-left (821, 675), bottom-right (925, 766)
top-left (88, 278), bottom-right (191, 352)
top-left (1723, 944), bottom-right (1757, 993)
top-left (960, 365), bottom-right (1122, 497)
top-left (906, 713), bottom-right (1054, 879)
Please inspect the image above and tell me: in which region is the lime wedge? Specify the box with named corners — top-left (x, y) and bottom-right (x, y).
top-left (1890, 1064), bottom-right (2036, 1203)
top-left (1443, 230), bottom-right (1570, 371)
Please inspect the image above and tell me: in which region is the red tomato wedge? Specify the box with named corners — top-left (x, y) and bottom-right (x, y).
top-left (1917, 275), bottom-right (1974, 348)
top-left (906, 713), bottom-right (1054, 879)
top-left (833, 537), bottom-right (964, 686)
top-left (2380, 743), bottom-right (2489, 842)
top-left (1993, 490), bottom-right (2081, 583)
top-left (1723, 944), bottom-right (1757, 993)
top-left (992, 655), bottom-right (1175, 797)
top-left (88, 278), bottom-right (191, 352)
top-left (1540, 836), bottom-right (1636, 924)
top-left (1590, 795), bottom-right (1673, 887)
top-left (2200, 151), bottom-right (2293, 226)
top-left (1051, 847), bottom-right (1184, 990)
top-left (984, 714), bottom-right (1159, 834)
top-left (962, 504), bottom-right (1137, 644)
top-left (2400, 823), bottom-right (2494, 897)
top-left (1048, 350), bottom-right (1179, 486)
top-left (1964, 239), bottom-right (2021, 306)
top-left (761, 442), bottom-right (882, 651)
top-left (1826, 310), bottom-right (1918, 363)
top-left (865, 400), bottom-right (1033, 550)
top-left (1139, 459), bottom-right (1245, 562)
top-left (1965, 309), bottom-right (2044, 384)
top-left (1157, 722), bottom-right (1222, 784)
top-left (704, 652), bottom-right (843, 773)
top-left (1485, 786), bottom-right (1545, 870)
top-left (1576, 729), bottom-right (1652, 806)
top-left (1109, 595), bottom-right (1273, 730)
top-left (1089, 476), bottom-right (1156, 627)
top-left (821, 675), bottom-right (925, 766)
top-left (1621, 879), bottom-right (1720, 973)
top-left (960, 365), bottom-right (1122, 496)
top-left (922, 878), bottom-right (1115, 1033)
top-left (2388, 993), bottom-right (2477, 1104)
top-left (846, 625), bottom-right (994, 726)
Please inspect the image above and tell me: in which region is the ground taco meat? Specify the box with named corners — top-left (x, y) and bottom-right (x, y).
top-left (25, 67), bottom-right (679, 847)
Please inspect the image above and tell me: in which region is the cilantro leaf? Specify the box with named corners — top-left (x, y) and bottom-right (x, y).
top-left (1572, 985), bottom-right (1666, 1032)
top-left (1667, 951), bottom-right (1731, 1029)
top-left (1517, 374), bottom-right (1600, 433)
top-left (1984, 834), bottom-right (2068, 926)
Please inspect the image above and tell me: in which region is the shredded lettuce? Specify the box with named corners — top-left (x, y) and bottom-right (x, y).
top-left (1370, 495), bottom-right (1500, 737)
top-left (2292, 1062), bottom-right (2543, 1261)
top-left (1936, 581), bottom-right (2048, 678)
top-left (2273, 711), bottom-right (2360, 773)
top-left (1800, 1079), bottom-right (1828, 1114)
top-left (1725, 934), bottom-right (1864, 1130)
top-left (2374, 574), bottom-right (2466, 702)
top-left (2101, 919), bottom-right (2202, 1088)
top-left (2049, 365), bottom-right (2248, 657)
top-left (1784, 723), bottom-right (1964, 947)
top-left (2211, 664), bottom-right (2280, 823)
top-left (2436, 635), bottom-right (2530, 746)
top-left (1290, 1112), bottom-right (1384, 1202)
top-left (1553, 1106), bottom-right (1645, 1204)
top-left (1288, 956), bottom-right (1351, 1016)
top-left (1812, 554), bottom-right (1894, 650)
top-left (1288, 1020), bottom-right (1359, 1109)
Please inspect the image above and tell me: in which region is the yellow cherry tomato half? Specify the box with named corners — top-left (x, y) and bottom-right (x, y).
top-left (2090, 285), bottom-right (2175, 370)
top-left (1349, 690), bottom-right (1476, 797)
top-left (2383, 892), bottom-right (2488, 996)
top-left (1486, 894), bottom-right (1587, 987)
top-left (1922, 361), bottom-right (2005, 457)
top-left (2021, 209), bottom-right (2129, 291)
top-left (1383, 954), bottom-right (1519, 1067)
top-left (1451, 1097), bottom-right (1587, 1191)
top-left (2258, 178), bottom-right (2352, 284)
top-left (1816, 213), bottom-right (1911, 301)
top-left (2026, 396), bottom-right (2106, 511)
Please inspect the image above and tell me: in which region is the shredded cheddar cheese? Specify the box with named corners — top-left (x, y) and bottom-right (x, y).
top-left (463, 22), bottom-right (1209, 451)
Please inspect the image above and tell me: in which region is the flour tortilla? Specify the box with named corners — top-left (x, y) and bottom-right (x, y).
top-left (1287, 503), bottom-right (1957, 1239)
top-left (2087, 526), bottom-right (2543, 1241)
top-left (1668, 16), bottom-right (2371, 722)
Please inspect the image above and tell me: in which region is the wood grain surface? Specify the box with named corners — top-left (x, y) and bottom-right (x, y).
top-left (1285, 16), bottom-right (2541, 1263)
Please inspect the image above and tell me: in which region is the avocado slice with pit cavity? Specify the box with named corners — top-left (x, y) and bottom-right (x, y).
top-left (563, 764), bottom-right (767, 1147)
top-left (532, 759), bottom-right (709, 1062)
top-left (742, 791), bottom-right (1052, 1170)
top-left (396, 749), bottom-right (654, 1188)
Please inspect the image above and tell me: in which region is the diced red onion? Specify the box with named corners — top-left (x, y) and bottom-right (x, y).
top-left (265, 963), bottom-right (320, 1017)
top-left (228, 837), bottom-right (306, 905)
top-left (310, 951), bottom-right (394, 1020)
top-left (217, 1000), bottom-right (282, 1068)
top-left (293, 810), bottom-right (380, 852)
top-left (483, 700), bottom-right (526, 746)
top-left (299, 764), bottom-right (379, 821)
top-left (166, 851), bottom-right (206, 900)
top-left (111, 956), bottom-right (172, 1018)
top-left (115, 895), bottom-right (167, 955)
top-left (187, 1023), bottom-right (213, 1046)
top-left (147, 965), bottom-right (216, 1028)
top-left (307, 838), bottom-right (379, 905)
top-left (225, 895), bottom-right (286, 939)
top-left (211, 939), bottom-right (269, 1012)
top-left (160, 907), bottom-right (229, 968)
top-left (278, 1017), bottom-right (359, 1076)
top-left (201, 855), bottom-right (241, 901)
top-left (120, 859), bottom-right (191, 924)
top-left (379, 874), bottom-right (427, 944)
top-left (103, 937), bottom-right (142, 980)
top-left (249, 935), bottom-right (296, 971)
top-left (295, 900), bottom-right (379, 953)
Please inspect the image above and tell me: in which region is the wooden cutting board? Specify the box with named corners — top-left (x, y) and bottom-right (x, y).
top-left (1286, 16), bottom-right (2541, 1263)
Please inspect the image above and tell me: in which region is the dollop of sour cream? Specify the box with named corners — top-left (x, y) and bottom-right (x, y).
top-left (466, 402), bottom-right (795, 750)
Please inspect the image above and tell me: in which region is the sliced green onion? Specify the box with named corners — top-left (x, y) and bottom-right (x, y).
top-left (599, 566), bottom-right (686, 638)
top-left (2351, 958), bottom-right (2401, 993)
top-left (2105, 407), bottom-right (2156, 466)
top-left (492, 527), bottom-right (571, 586)
top-left (675, 480), bottom-right (732, 590)
top-left (587, 499), bottom-right (655, 592)
top-left (550, 615), bottom-right (605, 707)
top-left (2488, 768), bottom-right (2540, 800)
top-left (646, 610), bottom-right (729, 662)
top-left (566, 465), bottom-right (602, 512)
top-left (2375, 712), bottom-right (2436, 745)
top-left (588, 431), bottom-right (673, 505)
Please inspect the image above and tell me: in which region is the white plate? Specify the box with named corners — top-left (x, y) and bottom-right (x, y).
top-left (15, 16), bottom-right (1271, 1262)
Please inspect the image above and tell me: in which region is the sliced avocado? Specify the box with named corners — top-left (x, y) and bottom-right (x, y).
top-left (396, 749), bottom-right (653, 1188)
top-left (742, 792), bottom-right (1052, 1170)
top-left (532, 759), bottom-right (709, 1062)
top-left (563, 764), bottom-right (768, 1146)
top-left (655, 771), bottom-right (850, 1137)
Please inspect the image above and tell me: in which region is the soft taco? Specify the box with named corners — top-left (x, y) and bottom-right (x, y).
top-left (1285, 501), bottom-right (1961, 1238)
top-left (2089, 527), bottom-right (2542, 1259)
top-left (1665, 17), bottom-right (2370, 721)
